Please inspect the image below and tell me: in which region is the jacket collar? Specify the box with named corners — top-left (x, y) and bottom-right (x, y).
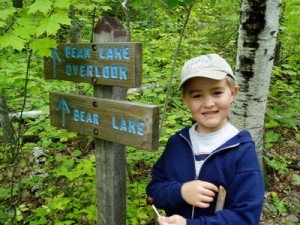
top-left (178, 126), bottom-right (253, 151)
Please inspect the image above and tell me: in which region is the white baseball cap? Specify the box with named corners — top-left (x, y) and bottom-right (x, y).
top-left (179, 53), bottom-right (235, 89)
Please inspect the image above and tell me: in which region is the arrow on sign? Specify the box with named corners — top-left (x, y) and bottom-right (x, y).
top-left (51, 49), bottom-right (62, 79)
top-left (56, 98), bottom-right (70, 127)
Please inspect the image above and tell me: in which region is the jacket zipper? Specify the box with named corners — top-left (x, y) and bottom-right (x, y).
top-left (179, 133), bottom-right (240, 219)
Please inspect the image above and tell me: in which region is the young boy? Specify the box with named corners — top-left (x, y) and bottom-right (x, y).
top-left (146, 54), bottom-right (264, 225)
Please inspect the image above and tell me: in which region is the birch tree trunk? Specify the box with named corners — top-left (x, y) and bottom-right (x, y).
top-left (232, 0), bottom-right (282, 164)
top-left (0, 96), bottom-right (16, 145)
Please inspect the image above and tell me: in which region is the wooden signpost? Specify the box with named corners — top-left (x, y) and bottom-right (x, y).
top-left (50, 92), bottom-right (159, 150)
top-left (44, 16), bottom-right (159, 225)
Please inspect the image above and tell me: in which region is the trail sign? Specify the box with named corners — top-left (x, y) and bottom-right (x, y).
top-left (44, 43), bottom-right (142, 88)
top-left (50, 92), bottom-right (159, 150)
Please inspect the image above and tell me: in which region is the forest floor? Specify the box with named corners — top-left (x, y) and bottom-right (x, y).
top-left (260, 138), bottom-right (300, 225)
top-left (1, 133), bottom-right (299, 224)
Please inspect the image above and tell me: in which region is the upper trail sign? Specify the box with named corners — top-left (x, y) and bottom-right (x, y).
top-left (44, 43), bottom-right (142, 88)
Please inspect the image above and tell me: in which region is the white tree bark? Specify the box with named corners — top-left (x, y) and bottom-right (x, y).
top-left (232, 0), bottom-right (282, 164)
top-left (0, 96), bottom-right (16, 145)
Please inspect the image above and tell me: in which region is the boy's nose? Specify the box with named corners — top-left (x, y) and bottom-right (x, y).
top-left (203, 96), bottom-right (215, 108)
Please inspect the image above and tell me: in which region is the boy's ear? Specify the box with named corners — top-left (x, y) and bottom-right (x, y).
top-left (231, 86), bottom-right (239, 102)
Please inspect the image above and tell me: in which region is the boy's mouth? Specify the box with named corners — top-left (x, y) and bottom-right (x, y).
top-left (202, 111), bottom-right (218, 116)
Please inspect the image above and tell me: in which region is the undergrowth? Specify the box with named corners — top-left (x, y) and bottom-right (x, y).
top-left (0, 0), bottom-right (299, 224)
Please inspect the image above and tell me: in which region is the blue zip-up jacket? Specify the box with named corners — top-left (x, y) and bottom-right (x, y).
top-left (146, 127), bottom-right (264, 225)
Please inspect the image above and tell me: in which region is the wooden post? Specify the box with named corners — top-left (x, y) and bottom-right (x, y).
top-left (93, 16), bottom-right (127, 225)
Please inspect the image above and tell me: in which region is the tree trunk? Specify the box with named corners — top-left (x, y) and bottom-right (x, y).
top-left (232, 0), bottom-right (282, 164)
top-left (0, 96), bottom-right (16, 145)
top-left (69, 5), bottom-right (81, 44)
top-left (274, 1), bottom-right (285, 65)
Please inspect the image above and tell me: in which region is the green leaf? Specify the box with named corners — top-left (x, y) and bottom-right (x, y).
top-left (36, 13), bottom-right (70, 36)
top-left (265, 131), bottom-right (280, 143)
top-left (270, 192), bottom-right (286, 214)
top-left (72, 150), bottom-right (82, 157)
top-left (0, 7), bottom-right (16, 20)
top-left (51, 12), bottom-right (71, 26)
top-left (0, 34), bottom-right (25, 50)
top-left (183, 0), bottom-right (196, 5)
top-left (39, 216), bottom-right (47, 224)
top-left (265, 119), bottom-right (279, 129)
top-left (28, 0), bottom-right (52, 14)
top-left (29, 38), bottom-right (57, 57)
top-left (166, 0), bottom-right (179, 7)
top-left (292, 174), bottom-right (300, 185)
top-left (36, 17), bottom-right (60, 36)
top-left (53, 0), bottom-right (71, 9)
top-left (100, 6), bottom-right (112, 11)
top-left (13, 25), bottom-right (33, 40)
top-left (0, 21), bottom-right (6, 28)
top-left (16, 17), bottom-right (36, 29)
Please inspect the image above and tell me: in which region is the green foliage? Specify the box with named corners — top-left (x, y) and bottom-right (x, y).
top-left (264, 60), bottom-right (299, 151)
top-left (0, 0), bottom-right (298, 224)
top-left (264, 130), bottom-right (280, 149)
top-left (263, 41), bottom-right (299, 222)
top-left (129, 0), bottom-right (240, 140)
top-left (127, 181), bottom-right (151, 225)
top-left (15, 152), bottom-right (97, 224)
top-left (264, 61), bottom-right (299, 171)
top-left (292, 174), bottom-right (300, 185)
top-left (269, 192), bottom-right (287, 215)
top-left (31, 39), bottom-right (57, 59)
top-left (0, 0), bottom-right (71, 56)
top-left (264, 156), bottom-right (291, 176)
top-left (279, 0), bottom-right (300, 62)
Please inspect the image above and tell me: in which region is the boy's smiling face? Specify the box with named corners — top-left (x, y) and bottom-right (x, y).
top-left (182, 76), bottom-right (238, 134)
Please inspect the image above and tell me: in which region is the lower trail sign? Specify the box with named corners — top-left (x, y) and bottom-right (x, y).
top-left (50, 92), bottom-right (159, 150)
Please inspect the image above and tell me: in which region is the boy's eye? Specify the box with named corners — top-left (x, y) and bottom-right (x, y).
top-left (213, 91), bottom-right (223, 96)
top-left (192, 94), bottom-right (202, 98)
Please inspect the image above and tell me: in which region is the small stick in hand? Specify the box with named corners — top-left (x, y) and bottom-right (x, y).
top-left (147, 196), bottom-right (161, 217)
top-left (215, 185), bottom-right (227, 212)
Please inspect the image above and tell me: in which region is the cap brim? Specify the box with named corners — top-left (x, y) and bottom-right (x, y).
top-left (179, 71), bottom-right (227, 89)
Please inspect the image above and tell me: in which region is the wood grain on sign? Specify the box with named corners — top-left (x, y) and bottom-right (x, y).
top-left (44, 43), bottom-right (142, 88)
top-left (50, 92), bottom-right (159, 150)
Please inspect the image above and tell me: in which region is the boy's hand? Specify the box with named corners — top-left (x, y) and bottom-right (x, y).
top-left (181, 180), bottom-right (219, 208)
top-left (158, 215), bottom-right (186, 225)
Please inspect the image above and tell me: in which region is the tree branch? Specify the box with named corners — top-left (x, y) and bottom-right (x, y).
top-left (159, 3), bottom-right (194, 136)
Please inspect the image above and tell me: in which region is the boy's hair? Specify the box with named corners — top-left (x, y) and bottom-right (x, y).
top-left (225, 75), bottom-right (236, 89)
top-left (179, 54), bottom-right (235, 89)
